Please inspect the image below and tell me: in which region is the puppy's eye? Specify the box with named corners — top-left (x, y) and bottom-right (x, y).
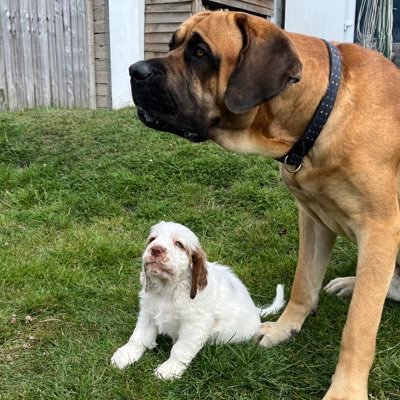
top-left (148, 237), bottom-right (156, 243)
top-left (175, 241), bottom-right (184, 250)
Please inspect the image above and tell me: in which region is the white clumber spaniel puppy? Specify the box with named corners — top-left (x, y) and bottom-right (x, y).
top-left (111, 221), bottom-right (285, 379)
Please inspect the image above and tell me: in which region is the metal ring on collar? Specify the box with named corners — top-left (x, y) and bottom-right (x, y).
top-left (283, 155), bottom-right (302, 173)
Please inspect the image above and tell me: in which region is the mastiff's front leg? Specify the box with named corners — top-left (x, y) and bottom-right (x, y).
top-left (259, 207), bottom-right (337, 347)
top-left (324, 221), bottom-right (399, 400)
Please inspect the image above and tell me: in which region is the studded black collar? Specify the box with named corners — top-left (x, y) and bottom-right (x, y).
top-left (277, 40), bottom-right (341, 172)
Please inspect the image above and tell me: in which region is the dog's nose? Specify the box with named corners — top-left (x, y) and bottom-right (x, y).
top-left (150, 245), bottom-right (166, 258)
top-left (129, 61), bottom-right (152, 81)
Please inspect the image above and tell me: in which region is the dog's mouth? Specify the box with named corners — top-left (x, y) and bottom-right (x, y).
top-left (144, 261), bottom-right (173, 278)
top-left (136, 106), bottom-right (208, 143)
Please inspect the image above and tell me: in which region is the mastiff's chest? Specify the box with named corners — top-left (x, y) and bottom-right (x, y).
top-left (280, 166), bottom-right (359, 242)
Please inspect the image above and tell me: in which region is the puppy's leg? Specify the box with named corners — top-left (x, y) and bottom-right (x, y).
top-left (259, 208), bottom-right (336, 347)
top-left (155, 323), bottom-right (211, 380)
top-left (324, 223), bottom-right (399, 400)
top-left (325, 264), bottom-right (400, 301)
top-left (111, 309), bottom-right (157, 370)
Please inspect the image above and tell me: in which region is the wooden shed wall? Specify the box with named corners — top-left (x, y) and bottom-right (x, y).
top-left (145, 0), bottom-right (192, 59)
top-left (144, 0), bottom-right (274, 60)
top-left (205, 0), bottom-right (273, 16)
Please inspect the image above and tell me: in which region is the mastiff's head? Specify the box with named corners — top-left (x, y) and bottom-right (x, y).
top-left (129, 11), bottom-right (302, 146)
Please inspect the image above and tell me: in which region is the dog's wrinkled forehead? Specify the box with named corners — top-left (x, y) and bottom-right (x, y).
top-left (149, 222), bottom-right (200, 250)
top-left (172, 11), bottom-right (243, 58)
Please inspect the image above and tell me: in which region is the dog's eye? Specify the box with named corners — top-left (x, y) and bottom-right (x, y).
top-left (194, 47), bottom-right (205, 59)
top-left (175, 241), bottom-right (184, 249)
top-left (148, 237), bottom-right (156, 243)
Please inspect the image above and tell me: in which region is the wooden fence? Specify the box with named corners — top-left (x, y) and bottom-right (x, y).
top-left (0, 0), bottom-right (95, 111)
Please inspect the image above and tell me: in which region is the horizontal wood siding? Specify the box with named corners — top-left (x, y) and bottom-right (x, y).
top-left (144, 0), bottom-right (191, 58)
top-left (204, 0), bottom-right (273, 16)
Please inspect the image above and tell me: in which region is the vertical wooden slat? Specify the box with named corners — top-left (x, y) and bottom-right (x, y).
top-left (2, 0), bottom-right (17, 110)
top-left (85, 0), bottom-right (96, 109)
top-left (62, 0), bottom-right (74, 108)
top-left (37, 0), bottom-right (51, 106)
top-left (0, 0), bottom-right (9, 110)
top-left (70, 0), bottom-right (81, 107)
top-left (54, 0), bottom-right (67, 106)
top-left (20, 0), bottom-right (35, 108)
top-left (77, 0), bottom-right (88, 107)
top-left (46, 0), bottom-right (59, 106)
top-left (10, 0), bottom-right (28, 110)
top-left (29, 0), bottom-right (42, 106)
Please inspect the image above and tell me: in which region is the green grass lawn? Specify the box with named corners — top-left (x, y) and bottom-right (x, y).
top-left (0, 108), bottom-right (399, 399)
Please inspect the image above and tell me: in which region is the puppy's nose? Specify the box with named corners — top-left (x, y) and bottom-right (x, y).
top-left (129, 61), bottom-right (152, 81)
top-left (150, 245), bottom-right (166, 258)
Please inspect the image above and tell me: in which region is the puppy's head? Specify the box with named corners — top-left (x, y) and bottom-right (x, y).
top-left (142, 222), bottom-right (208, 299)
top-left (129, 11), bottom-right (301, 144)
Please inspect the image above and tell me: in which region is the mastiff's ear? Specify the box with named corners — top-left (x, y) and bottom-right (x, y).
top-left (224, 14), bottom-right (302, 114)
top-left (190, 246), bottom-right (208, 299)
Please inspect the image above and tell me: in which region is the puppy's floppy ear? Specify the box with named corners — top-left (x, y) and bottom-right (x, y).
top-left (224, 14), bottom-right (302, 114)
top-left (190, 247), bottom-right (208, 299)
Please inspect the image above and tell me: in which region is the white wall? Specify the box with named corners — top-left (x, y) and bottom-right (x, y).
top-left (285, 0), bottom-right (356, 43)
top-left (109, 0), bottom-right (144, 108)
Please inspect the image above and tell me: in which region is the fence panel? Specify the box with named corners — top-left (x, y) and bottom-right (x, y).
top-left (0, 0), bottom-right (91, 111)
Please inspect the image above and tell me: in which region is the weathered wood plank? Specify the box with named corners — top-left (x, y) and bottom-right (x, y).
top-left (20, 0), bottom-right (35, 108)
top-left (145, 42), bottom-right (169, 52)
top-left (0, 0), bottom-right (8, 111)
top-left (29, 0), bottom-right (43, 106)
top-left (85, 0), bottom-right (96, 109)
top-left (11, 0), bottom-right (28, 109)
top-left (242, 0), bottom-right (274, 9)
top-left (192, 0), bottom-right (205, 13)
top-left (77, 0), bottom-right (89, 108)
top-left (146, 12), bottom-right (191, 24)
top-left (47, 0), bottom-right (60, 106)
top-left (145, 32), bottom-right (173, 44)
top-left (70, 0), bottom-right (81, 107)
top-left (9, 1), bottom-right (26, 109)
top-left (62, 0), bottom-right (74, 107)
top-left (145, 3), bottom-right (192, 13)
top-left (145, 23), bottom-right (181, 33)
top-left (0, 0), bottom-right (17, 110)
top-left (146, 0), bottom-right (191, 4)
top-left (54, 0), bottom-right (67, 107)
top-left (218, 0), bottom-right (273, 15)
top-left (37, 0), bottom-right (51, 106)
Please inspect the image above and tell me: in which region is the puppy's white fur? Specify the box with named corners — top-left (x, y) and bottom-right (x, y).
top-left (111, 221), bottom-right (285, 379)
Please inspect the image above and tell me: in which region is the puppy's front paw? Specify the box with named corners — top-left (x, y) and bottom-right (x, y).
top-left (154, 360), bottom-right (186, 380)
top-left (258, 320), bottom-right (300, 348)
top-left (111, 344), bottom-right (142, 369)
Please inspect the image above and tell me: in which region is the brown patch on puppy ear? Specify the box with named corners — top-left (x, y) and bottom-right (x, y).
top-left (224, 14), bottom-right (302, 114)
top-left (190, 247), bottom-right (208, 299)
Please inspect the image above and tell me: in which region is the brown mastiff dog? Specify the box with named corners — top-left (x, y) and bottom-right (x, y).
top-left (128, 11), bottom-right (400, 399)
